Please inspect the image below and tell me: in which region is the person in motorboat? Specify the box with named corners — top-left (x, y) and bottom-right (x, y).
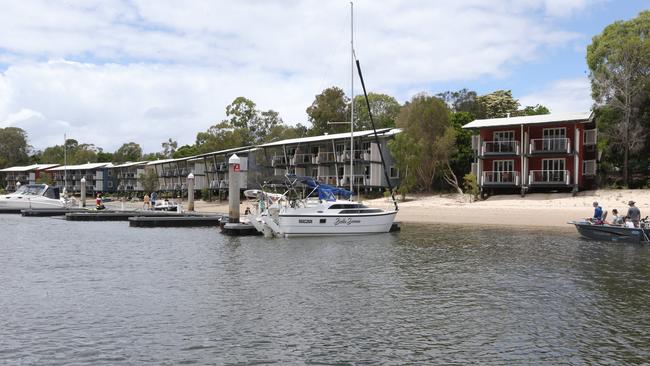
top-left (151, 191), bottom-right (158, 208)
top-left (626, 200), bottom-right (641, 228)
top-left (610, 209), bottom-right (625, 226)
top-left (588, 201), bottom-right (605, 224)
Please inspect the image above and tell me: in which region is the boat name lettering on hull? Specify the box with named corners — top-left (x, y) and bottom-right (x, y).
top-left (335, 218), bottom-right (361, 226)
top-left (298, 219), bottom-right (313, 224)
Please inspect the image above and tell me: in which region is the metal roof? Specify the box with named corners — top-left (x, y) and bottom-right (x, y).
top-left (111, 161), bottom-right (148, 168)
top-left (258, 128), bottom-right (396, 148)
top-left (47, 163), bottom-right (112, 171)
top-left (0, 164), bottom-right (60, 172)
top-left (462, 112), bottom-right (593, 129)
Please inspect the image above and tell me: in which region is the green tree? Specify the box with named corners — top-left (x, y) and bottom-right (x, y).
top-left (138, 169), bottom-right (159, 194)
top-left (195, 121), bottom-right (247, 154)
top-left (0, 127), bottom-right (29, 168)
top-left (516, 104), bottom-right (551, 116)
top-left (353, 93), bottom-right (401, 130)
top-left (173, 144), bottom-right (199, 158)
top-left (395, 93), bottom-right (453, 191)
top-left (161, 138), bottom-right (178, 158)
top-left (96, 151), bottom-right (114, 163)
top-left (306, 86), bottom-right (349, 135)
top-left (39, 139), bottom-right (99, 165)
top-left (587, 10), bottom-right (650, 186)
top-left (476, 90), bottom-right (520, 119)
top-left (388, 133), bottom-right (420, 199)
top-left (449, 111), bottom-right (475, 181)
top-left (113, 142), bottom-right (143, 164)
top-left (437, 89), bottom-right (481, 116)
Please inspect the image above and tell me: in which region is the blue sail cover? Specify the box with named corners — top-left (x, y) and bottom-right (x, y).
top-left (294, 176), bottom-right (352, 201)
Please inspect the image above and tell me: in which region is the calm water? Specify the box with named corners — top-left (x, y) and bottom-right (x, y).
top-left (1, 214), bottom-right (650, 365)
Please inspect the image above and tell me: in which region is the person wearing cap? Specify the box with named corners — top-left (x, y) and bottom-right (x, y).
top-left (626, 200), bottom-right (641, 228)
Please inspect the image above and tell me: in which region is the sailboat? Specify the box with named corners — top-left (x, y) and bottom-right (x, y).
top-left (246, 2), bottom-right (399, 237)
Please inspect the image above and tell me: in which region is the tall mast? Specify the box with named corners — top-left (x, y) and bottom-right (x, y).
top-left (349, 1), bottom-right (354, 198)
top-left (64, 133), bottom-right (67, 194)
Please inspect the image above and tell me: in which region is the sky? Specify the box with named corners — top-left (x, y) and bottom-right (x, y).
top-left (0, 0), bottom-right (648, 154)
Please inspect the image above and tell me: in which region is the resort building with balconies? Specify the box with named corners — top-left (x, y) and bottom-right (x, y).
top-left (463, 112), bottom-right (597, 195)
top-left (257, 128), bottom-right (401, 195)
top-left (0, 164), bottom-right (60, 191)
top-left (47, 163), bottom-right (114, 194)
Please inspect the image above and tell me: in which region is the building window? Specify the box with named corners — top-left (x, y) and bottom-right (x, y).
top-left (108, 181), bottom-right (113, 188)
top-left (389, 166), bottom-right (399, 179)
top-left (542, 127), bottom-right (567, 151)
top-left (492, 131), bottom-right (515, 153)
top-left (491, 160), bottom-right (515, 183)
top-left (542, 158), bottom-right (566, 182)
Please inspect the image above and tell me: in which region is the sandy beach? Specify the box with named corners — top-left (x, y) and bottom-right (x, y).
top-left (182, 189), bottom-right (650, 230)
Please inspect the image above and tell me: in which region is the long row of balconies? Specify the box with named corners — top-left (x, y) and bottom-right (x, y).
top-left (481, 170), bottom-right (571, 186)
top-left (479, 138), bottom-right (575, 156)
top-left (271, 150), bottom-right (374, 167)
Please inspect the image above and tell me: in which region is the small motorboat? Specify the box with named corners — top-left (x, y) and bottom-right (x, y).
top-left (153, 199), bottom-right (178, 211)
top-left (570, 219), bottom-right (650, 243)
top-left (0, 184), bottom-right (70, 211)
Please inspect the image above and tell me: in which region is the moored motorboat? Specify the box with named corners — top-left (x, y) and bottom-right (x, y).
top-left (0, 184), bottom-right (69, 211)
top-left (570, 220), bottom-right (650, 243)
top-left (153, 199), bottom-right (178, 211)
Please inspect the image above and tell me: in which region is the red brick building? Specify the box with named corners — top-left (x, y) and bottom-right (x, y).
top-left (463, 112), bottom-right (597, 195)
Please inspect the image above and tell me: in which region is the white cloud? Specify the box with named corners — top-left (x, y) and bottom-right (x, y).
top-left (518, 77), bottom-right (593, 113)
top-left (0, 0), bottom-right (602, 153)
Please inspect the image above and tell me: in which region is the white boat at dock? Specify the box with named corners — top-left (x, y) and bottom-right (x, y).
top-left (0, 184), bottom-right (70, 211)
top-left (245, 177), bottom-right (397, 237)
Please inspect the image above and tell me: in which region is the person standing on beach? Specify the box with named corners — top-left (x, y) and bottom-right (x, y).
top-left (151, 191), bottom-right (157, 209)
top-left (143, 194), bottom-right (151, 210)
top-left (626, 200), bottom-right (641, 228)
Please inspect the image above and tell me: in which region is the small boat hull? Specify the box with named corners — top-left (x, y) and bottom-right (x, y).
top-left (572, 222), bottom-right (650, 243)
top-left (278, 211), bottom-right (397, 237)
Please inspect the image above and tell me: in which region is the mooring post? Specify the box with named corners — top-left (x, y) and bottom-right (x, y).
top-left (80, 177), bottom-right (86, 208)
top-left (187, 172), bottom-right (195, 212)
top-left (228, 154), bottom-right (240, 224)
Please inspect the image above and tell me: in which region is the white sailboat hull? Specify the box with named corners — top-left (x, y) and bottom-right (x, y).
top-left (277, 211), bottom-right (397, 237)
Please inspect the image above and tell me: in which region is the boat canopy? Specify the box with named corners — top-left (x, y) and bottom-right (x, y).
top-left (293, 175), bottom-right (353, 201)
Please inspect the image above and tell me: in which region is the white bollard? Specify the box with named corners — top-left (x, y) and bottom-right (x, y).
top-left (80, 177), bottom-right (86, 208)
top-left (187, 172), bottom-right (195, 212)
top-left (228, 154), bottom-right (241, 224)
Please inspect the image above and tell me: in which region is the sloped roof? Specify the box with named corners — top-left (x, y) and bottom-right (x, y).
top-left (47, 163), bottom-right (111, 171)
top-left (258, 128), bottom-right (396, 148)
top-left (0, 164), bottom-right (60, 172)
top-left (462, 112), bottom-right (593, 129)
top-left (111, 161), bottom-right (148, 168)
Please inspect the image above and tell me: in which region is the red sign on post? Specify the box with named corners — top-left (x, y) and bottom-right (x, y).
top-left (233, 163), bottom-right (240, 172)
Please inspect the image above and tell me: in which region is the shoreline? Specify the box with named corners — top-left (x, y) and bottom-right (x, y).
top-left (110, 189), bottom-right (649, 230)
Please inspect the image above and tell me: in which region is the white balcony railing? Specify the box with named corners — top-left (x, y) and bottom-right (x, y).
top-left (293, 154), bottom-right (314, 165)
top-left (529, 138), bottom-right (571, 154)
top-left (481, 141), bottom-right (520, 156)
top-left (271, 155), bottom-right (287, 167)
top-left (529, 170), bottom-right (571, 185)
top-left (317, 152), bottom-right (336, 163)
top-left (481, 171), bottom-right (520, 185)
